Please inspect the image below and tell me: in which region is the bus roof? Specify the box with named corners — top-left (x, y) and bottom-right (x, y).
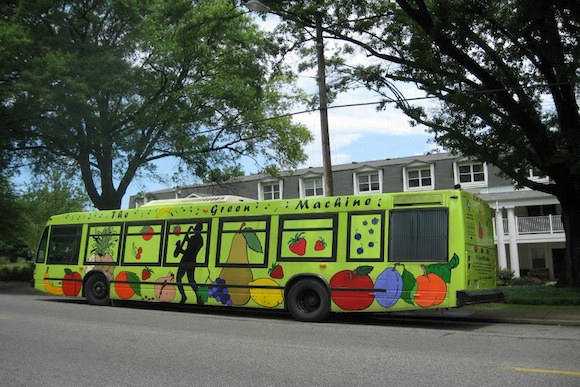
top-left (140, 195), bottom-right (255, 208)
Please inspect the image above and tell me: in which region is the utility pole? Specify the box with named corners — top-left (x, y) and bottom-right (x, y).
top-left (315, 11), bottom-right (333, 196)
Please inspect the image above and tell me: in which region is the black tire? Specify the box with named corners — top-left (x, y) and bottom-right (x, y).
top-left (286, 279), bottom-right (330, 322)
top-left (84, 274), bottom-right (111, 306)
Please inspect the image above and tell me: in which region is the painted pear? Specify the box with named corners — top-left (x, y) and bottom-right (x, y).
top-left (219, 223), bottom-right (254, 306)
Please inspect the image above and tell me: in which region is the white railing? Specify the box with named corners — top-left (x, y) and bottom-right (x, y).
top-left (496, 215), bottom-right (564, 235)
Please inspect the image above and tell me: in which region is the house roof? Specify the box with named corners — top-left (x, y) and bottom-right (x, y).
top-left (242, 152), bottom-right (456, 181)
top-left (146, 152), bottom-right (458, 195)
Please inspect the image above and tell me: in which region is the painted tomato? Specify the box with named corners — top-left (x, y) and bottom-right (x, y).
top-left (330, 266), bottom-right (375, 310)
top-left (62, 269), bottom-right (82, 296)
top-left (141, 226), bottom-right (154, 241)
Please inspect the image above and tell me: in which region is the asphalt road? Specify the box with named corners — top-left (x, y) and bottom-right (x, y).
top-left (1, 291), bottom-right (579, 386)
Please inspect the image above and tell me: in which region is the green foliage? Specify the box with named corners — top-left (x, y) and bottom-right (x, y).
top-left (17, 170), bottom-right (91, 250)
top-left (0, 169), bottom-right (89, 260)
top-left (3, 0), bottom-right (312, 210)
top-left (0, 173), bottom-right (28, 257)
top-left (510, 276), bottom-right (544, 286)
top-left (500, 285), bottom-right (580, 306)
top-left (0, 262), bottom-right (33, 281)
top-left (496, 268), bottom-right (515, 286)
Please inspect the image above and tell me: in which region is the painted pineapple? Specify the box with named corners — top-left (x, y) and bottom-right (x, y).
top-left (85, 226), bottom-right (117, 280)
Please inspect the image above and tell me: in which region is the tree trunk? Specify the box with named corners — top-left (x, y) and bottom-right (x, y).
top-left (556, 189), bottom-right (580, 288)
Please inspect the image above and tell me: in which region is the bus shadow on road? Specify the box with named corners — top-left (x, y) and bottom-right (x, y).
top-left (41, 296), bottom-right (492, 331)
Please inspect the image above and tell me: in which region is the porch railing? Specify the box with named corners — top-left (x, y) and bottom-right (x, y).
top-left (496, 215), bottom-right (564, 235)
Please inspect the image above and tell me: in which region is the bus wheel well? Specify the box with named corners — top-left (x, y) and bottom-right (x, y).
top-left (83, 271), bottom-right (111, 306)
top-left (284, 275), bottom-right (329, 301)
top-left (285, 276), bottom-right (330, 322)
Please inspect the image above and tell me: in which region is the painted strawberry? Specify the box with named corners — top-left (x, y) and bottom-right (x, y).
top-left (314, 237), bottom-right (327, 251)
top-left (269, 263), bottom-right (284, 279)
top-left (142, 267), bottom-right (153, 280)
top-left (172, 224), bottom-right (182, 236)
top-left (288, 232), bottom-right (306, 256)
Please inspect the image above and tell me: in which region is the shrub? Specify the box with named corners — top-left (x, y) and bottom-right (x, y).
top-left (500, 285), bottom-right (580, 306)
top-left (0, 263), bottom-right (33, 281)
top-left (511, 276), bottom-right (544, 286)
top-left (496, 268), bottom-right (515, 286)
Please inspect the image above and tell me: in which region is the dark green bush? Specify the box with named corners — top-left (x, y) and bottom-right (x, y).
top-left (511, 276), bottom-right (544, 286)
top-left (500, 285), bottom-right (580, 306)
top-left (0, 263), bottom-right (33, 281)
top-left (496, 268), bottom-right (515, 286)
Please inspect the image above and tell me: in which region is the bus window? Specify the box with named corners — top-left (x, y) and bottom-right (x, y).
top-left (347, 211), bottom-right (385, 262)
top-left (278, 214), bottom-right (337, 262)
top-left (85, 225), bottom-right (121, 264)
top-left (165, 221), bottom-right (211, 267)
top-left (389, 208), bottom-right (448, 262)
top-left (123, 223), bottom-right (163, 265)
top-left (35, 228), bottom-right (49, 264)
top-left (217, 217), bottom-right (269, 267)
top-left (46, 225), bottom-right (82, 264)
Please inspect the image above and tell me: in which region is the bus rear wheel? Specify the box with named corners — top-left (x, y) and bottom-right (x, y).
top-left (85, 274), bottom-right (111, 306)
top-left (287, 279), bottom-right (330, 322)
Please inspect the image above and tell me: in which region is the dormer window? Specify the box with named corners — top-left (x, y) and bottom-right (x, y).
top-left (299, 173), bottom-right (324, 197)
top-left (403, 162), bottom-right (434, 191)
top-left (353, 167), bottom-right (382, 194)
top-left (453, 160), bottom-right (488, 188)
top-left (259, 179), bottom-right (283, 200)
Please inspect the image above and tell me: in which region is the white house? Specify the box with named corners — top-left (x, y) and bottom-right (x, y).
top-left (129, 152), bottom-right (564, 280)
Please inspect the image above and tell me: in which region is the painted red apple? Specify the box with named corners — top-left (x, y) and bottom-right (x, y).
top-left (330, 266), bottom-right (375, 310)
top-left (414, 265), bottom-right (447, 308)
top-left (62, 268), bottom-right (82, 296)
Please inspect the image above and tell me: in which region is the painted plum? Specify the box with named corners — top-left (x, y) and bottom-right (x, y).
top-left (374, 266), bottom-right (403, 308)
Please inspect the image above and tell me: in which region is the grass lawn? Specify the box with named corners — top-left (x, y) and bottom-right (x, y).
top-left (499, 285), bottom-right (580, 306)
top-left (465, 285), bottom-right (580, 313)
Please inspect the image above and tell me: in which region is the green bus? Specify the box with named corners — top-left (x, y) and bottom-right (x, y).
top-left (33, 189), bottom-right (503, 322)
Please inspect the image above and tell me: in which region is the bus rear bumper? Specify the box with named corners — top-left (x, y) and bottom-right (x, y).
top-left (457, 289), bottom-right (504, 306)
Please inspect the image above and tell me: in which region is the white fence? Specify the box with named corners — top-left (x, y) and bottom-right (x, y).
top-left (496, 215), bottom-right (564, 235)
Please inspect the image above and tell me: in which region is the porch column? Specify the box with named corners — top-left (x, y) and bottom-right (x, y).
top-left (506, 206), bottom-right (520, 277)
top-left (495, 205), bottom-right (508, 269)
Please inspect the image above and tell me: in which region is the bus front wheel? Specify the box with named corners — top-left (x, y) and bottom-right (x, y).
top-left (85, 274), bottom-right (111, 306)
top-left (287, 279), bottom-right (330, 322)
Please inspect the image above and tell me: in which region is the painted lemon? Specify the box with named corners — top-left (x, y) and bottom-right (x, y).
top-left (248, 278), bottom-right (284, 308)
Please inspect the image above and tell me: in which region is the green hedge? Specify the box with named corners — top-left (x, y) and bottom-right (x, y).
top-left (0, 263), bottom-right (33, 281)
top-left (500, 285), bottom-right (580, 306)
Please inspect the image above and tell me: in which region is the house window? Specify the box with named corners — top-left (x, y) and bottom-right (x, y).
top-left (354, 170), bottom-right (382, 194)
top-left (530, 247), bottom-right (546, 269)
top-left (260, 180), bottom-right (282, 200)
top-left (404, 165), bottom-right (434, 191)
top-left (527, 205), bottom-right (557, 217)
top-left (454, 161), bottom-right (487, 187)
top-left (302, 178), bottom-right (324, 197)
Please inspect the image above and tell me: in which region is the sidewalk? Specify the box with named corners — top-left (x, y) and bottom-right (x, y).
top-left (387, 305), bottom-right (580, 326)
top-left (2, 281), bottom-right (580, 326)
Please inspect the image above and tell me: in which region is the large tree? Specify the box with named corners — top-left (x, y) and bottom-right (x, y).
top-left (2, 0), bottom-right (312, 210)
top-left (257, 0), bottom-right (580, 286)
